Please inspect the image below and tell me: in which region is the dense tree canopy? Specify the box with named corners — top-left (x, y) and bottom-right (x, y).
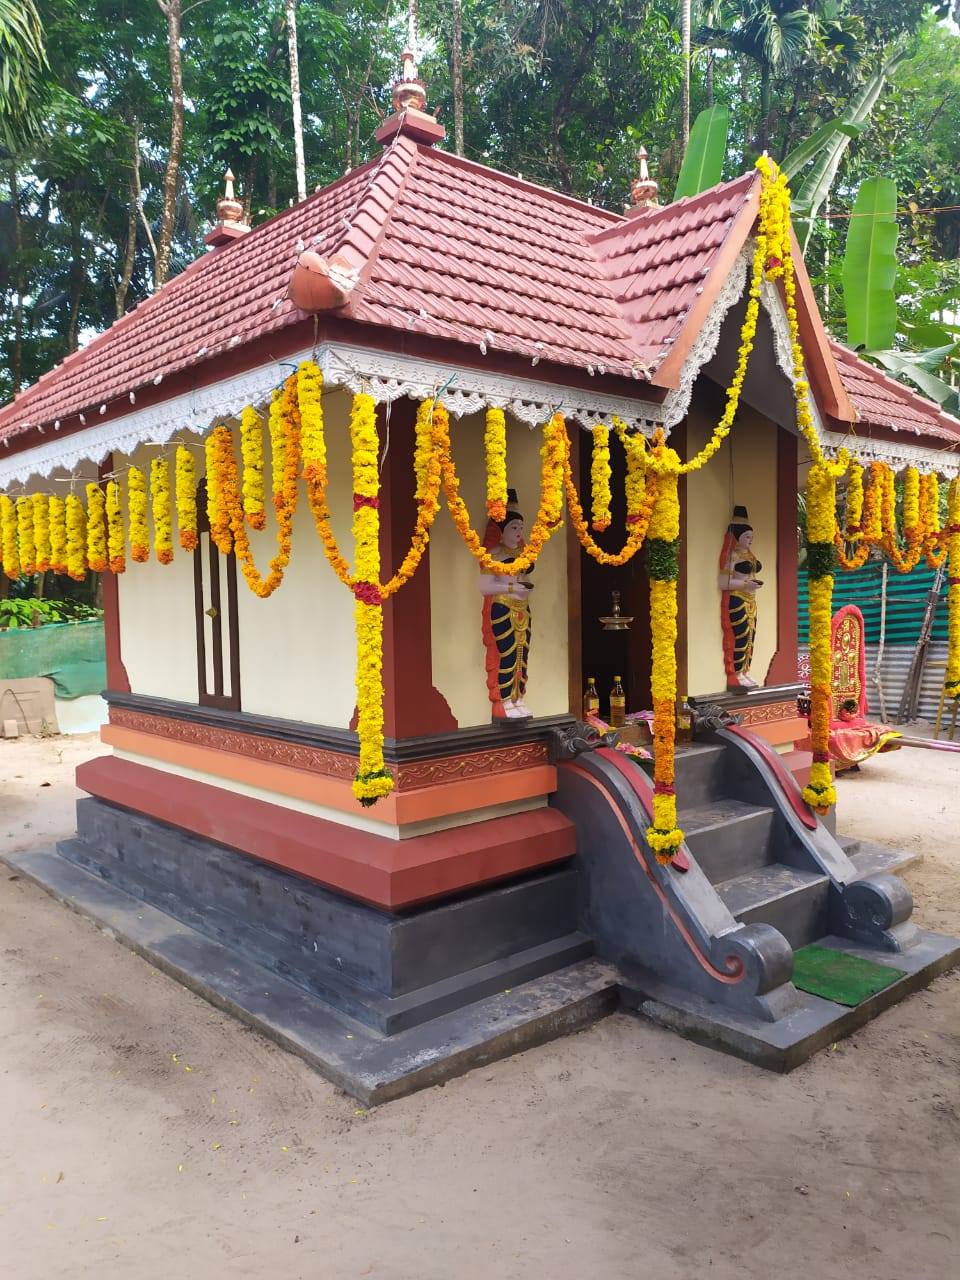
top-left (0, 0), bottom-right (957, 404)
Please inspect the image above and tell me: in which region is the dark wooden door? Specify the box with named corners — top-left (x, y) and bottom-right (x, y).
top-left (193, 479), bottom-right (241, 710)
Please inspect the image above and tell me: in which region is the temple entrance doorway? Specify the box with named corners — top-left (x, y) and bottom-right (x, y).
top-left (575, 426), bottom-right (654, 723)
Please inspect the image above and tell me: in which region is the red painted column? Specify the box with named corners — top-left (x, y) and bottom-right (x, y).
top-left (765, 426), bottom-right (799, 686)
top-left (377, 399), bottom-right (457, 739)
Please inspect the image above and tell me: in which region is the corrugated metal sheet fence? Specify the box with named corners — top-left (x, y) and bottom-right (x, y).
top-left (798, 561), bottom-right (949, 723)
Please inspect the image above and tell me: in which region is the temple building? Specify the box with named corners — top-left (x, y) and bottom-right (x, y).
top-left (2, 63), bottom-right (958, 1101)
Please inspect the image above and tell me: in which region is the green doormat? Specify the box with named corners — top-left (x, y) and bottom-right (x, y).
top-left (792, 944), bottom-right (907, 1007)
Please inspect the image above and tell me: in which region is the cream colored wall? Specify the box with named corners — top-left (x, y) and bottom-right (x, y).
top-left (684, 399), bottom-right (780, 696)
top-left (430, 411), bottom-right (570, 727)
top-left (117, 392), bottom-right (357, 727)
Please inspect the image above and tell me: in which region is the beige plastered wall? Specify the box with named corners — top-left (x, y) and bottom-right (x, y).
top-left (430, 410), bottom-right (570, 727)
top-left (684, 396), bottom-right (780, 696)
top-left (116, 389), bottom-right (357, 727)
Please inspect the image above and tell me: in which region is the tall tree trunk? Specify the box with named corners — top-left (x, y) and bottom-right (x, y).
top-left (680, 0), bottom-right (691, 146)
top-left (407, 0), bottom-right (418, 54)
top-left (154, 0), bottom-right (184, 289)
top-left (115, 121), bottom-right (140, 319)
top-left (285, 0), bottom-right (307, 202)
top-left (706, 54), bottom-right (714, 107)
top-left (758, 60), bottom-right (771, 153)
top-left (8, 165), bottom-right (24, 395)
top-left (451, 0), bottom-right (465, 155)
top-left (66, 217), bottom-right (84, 354)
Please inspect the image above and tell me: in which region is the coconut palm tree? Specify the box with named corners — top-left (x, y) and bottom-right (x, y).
top-left (0, 0), bottom-right (47, 149)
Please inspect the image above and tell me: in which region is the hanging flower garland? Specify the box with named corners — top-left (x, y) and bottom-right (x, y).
top-left (349, 393), bottom-right (394, 805)
top-left (614, 419), bottom-right (648, 521)
top-left (204, 429), bottom-right (233, 555)
top-left (48, 495), bottom-right (67, 575)
top-left (1, 495), bottom-right (19, 580)
top-left (151, 456), bottom-right (174, 564)
top-left (834, 461), bottom-right (870, 570)
top-left (484, 407), bottom-right (508, 522)
top-left (921, 472), bottom-right (946, 569)
top-left (128, 465), bottom-right (150, 562)
top-left (879, 463), bottom-right (925, 573)
top-left (240, 406), bottom-right (266, 530)
top-left (32, 491), bottom-right (50, 574)
top-left (590, 426), bottom-right (613, 531)
top-left (803, 460), bottom-right (840, 814)
top-left (175, 446), bottom-right (198, 552)
top-left (645, 440), bottom-right (685, 861)
top-left (106, 480), bottom-right (126, 573)
top-left (945, 477), bottom-right (960, 700)
top-left (439, 411), bottom-right (566, 577)
top-left (861, 462), bottom-right (884, 546)
top-left (85, 482), bottom-right (108, 573)
top-left (16, 496), bottom-right (35, 576)
top-left (380, 400), bottom-right (443, 598)
top-left (65, 493), bottom-right (86, 582)
top-left (562, 428), bottom-right (658, 566)
top-left (298, 360), bottom-right (326, 485)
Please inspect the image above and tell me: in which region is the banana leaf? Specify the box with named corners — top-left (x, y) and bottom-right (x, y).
top-left (673, 105), bottom-right (729, 200)
top-left (781, 119), bottom-right (863, 181)
top-left (842, 177), bottom-right (898, 352)
top-left (867, 349), bottom-right (959, 413)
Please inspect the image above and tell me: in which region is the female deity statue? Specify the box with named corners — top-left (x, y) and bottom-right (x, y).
top-left (480, 489), bottom-right (534, 720)
top-left (718, 504), bottom-right (763, 689)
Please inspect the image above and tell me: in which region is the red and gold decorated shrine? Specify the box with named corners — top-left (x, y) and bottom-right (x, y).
top-left (3, 62), bottom-right (959, 1100)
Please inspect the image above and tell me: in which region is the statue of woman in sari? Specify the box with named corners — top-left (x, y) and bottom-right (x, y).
top-left (480, 489), bottom-right (534, 720)
top-left (719, 504), bottom-right (763, 689)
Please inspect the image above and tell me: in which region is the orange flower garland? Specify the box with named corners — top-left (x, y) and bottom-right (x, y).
top-left (85, 482), bottom-right (108, 573)
top-left (204, 429), bottom-right (233, 556)
top-left (944, 477), bottom-right (960, 699)
top-left (802, 460), bottom-right (839, 814)
top-left (240, 406), bottom-right (266, 530)
top-left (590, 425), bottom-right (612, 531)
top-left (65, 493), bottom-right (86, 582)
top-left (175, 446), bottom-right (198, 552)
top-left (1, 495), bottom-right (19, 579)
top-left (484, 407), bottom-right (508, 522)
top-left (921, 472), bottom-right (946, 569)
top-left (16, 496), bottom-right (35, 576)
top-left (106, 480), bottom-right (126, 573)
top-left (151, 456), bottom-right (174, 564)
top-left (128, 465), bottom-right (150, 563)
top-left (834, 462), bottom-right (870, 570)
top-left (31, 491), bottom-right (50, 573)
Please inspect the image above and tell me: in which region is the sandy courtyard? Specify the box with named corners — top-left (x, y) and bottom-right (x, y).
top-left (1, 732), bottom-right (959, 1279)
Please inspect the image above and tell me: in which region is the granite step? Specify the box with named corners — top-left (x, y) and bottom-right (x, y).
top-left (715, 863), bottom-right (831, 951)
top-left (680, 799), bottom-right (776, 884)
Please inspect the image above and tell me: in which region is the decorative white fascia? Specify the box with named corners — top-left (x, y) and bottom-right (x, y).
top-left (820, 430), bottom-right (960, 477)
top-left (0, 342), bottom-right (666, 488)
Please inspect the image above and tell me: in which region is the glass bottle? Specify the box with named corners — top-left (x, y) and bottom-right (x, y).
top-left (609, 675), bottom-right (626, 728)
top-left (677, 694), bottom-right (693, 743)
top-left (583, 677), bottom-right (600, 719)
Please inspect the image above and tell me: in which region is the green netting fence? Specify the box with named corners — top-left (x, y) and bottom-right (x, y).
top-left (0, 620), bottom-right (106, 699)
top-left (798, 561), bottom-right (947, 647)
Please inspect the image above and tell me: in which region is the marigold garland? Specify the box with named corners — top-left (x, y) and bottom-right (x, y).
top-left (65, 493), bottom-right (86, 582)
top-left (48, 495), bottom-right (67, 575)
top-left (645, 443), bottom-right (684, 861)
top-left (834, 462), bottom-right (870, 570)
top-left (298, 360), bottom-right (326, 486)
top-left (240, 406), bottom-right (266, 530)
top-left (106, 480), bottom-right (125, 573)
top-left (879, 463), bottom-right (924, 573)
top-left (85, 482), bottom-right (108, 573)
top-left (802, 461), bottom-right (838, 814)
top-left (127, 465), bottom-right (150, 563)
top-left (563, 430), bottom-right (657, 566)
top-left (16, 496), bottom-right (35, 576)
top-left (945, 477), bottom-right (960, 699)
top-left (1, 495), bottom-right (19, 580)
top-left (150, 456), bottom-right (174, 564)
top-left (175, 447), bottom-right (198, 552)
top-left (31, 491), bottom-right (50, 574)
top-left (921, 471), bottom-right (946, 569)
top-left (204, 429), bottom-right (233, 555)
top-left (348, 393), bottom-right (394, 805)
top-left (590, 426), bottom-right (612, 531)
top-left (484, 407), bottom-right (508, 522)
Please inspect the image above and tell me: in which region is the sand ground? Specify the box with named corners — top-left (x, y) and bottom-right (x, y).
top-left (1, 731), bottom-right (958, 1280)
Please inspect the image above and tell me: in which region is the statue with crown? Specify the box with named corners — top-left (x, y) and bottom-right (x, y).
top-left (480, 488), bottom-right (535, 720)
top-left (719, 504), bottom-right (763, 689)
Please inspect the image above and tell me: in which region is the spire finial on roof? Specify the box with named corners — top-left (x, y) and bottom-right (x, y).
top-left (205, 167), bottom-right (251, 250)
top-left (375, 48), bottom-right (446, 148)
top-left (626, 147), bottom-right (660, 217)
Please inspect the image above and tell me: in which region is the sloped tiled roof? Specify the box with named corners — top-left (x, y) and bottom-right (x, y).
top-left (0, 126), bottom-right (956, 464)
top-left (831, 341), bottom-right (960, 445)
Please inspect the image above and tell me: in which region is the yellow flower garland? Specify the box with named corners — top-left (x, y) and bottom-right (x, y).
top-left (31, 491), bottom-right (50, 574)
top-left (922, 472), bottom-right (946, 569)
top-left (590, 426), bottom-right (613, 531)
top-left (645, 443), bottom-right (684, 861)
top-left (1, 495), bottom-right (19, 579)
top-left (349, 393), bottom-right (394, 805)
top-left (175, 446), bottom-right (198, 552)
top-left (106, 480), bottom-right (125, 573)
top-left (298, 360), bottom-right (326, 485)
top-left (240, 406), bottom-right (266, 530)
top-left (204, 429), bottom-right (233, 555)
top-left (48, 495), bottom-right (67, 575)
top-left (945, 477), bottom-right (960, 699)
top-left (65, 493), bottom-right (86, 582)
top-left (484, 407), bottom-right (508, 522)
top-left (16, 496), bottom-right (35, 576)
top-left (834, 462), bottom-right (870, 570)
top-left (803, 461), bottom-right (839, 814)
top-left (151, 456), bottom-right (174, 564)
top-left (128, 465), bottom-right (150, 562)
top-left (861, 463), bottom-right (883, 545)
top-left (85, 482), bottom-right (108, 573)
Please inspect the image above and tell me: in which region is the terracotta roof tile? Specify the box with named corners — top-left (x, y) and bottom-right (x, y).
top-left (831, 341), bottom-right (960, 447)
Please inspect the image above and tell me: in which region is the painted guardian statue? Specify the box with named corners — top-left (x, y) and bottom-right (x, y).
top-left (480, 488), bottom-right (534, 720)
top-left (719, 504), bottom-right (763, 689)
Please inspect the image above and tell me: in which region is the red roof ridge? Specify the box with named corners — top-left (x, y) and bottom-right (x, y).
top-left (587, 170), bottom-right (759, 247)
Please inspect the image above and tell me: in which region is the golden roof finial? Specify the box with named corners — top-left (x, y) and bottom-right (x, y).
top-left (629, 147), bottom-right (660, 212)
top-left (216, 168), bottom-right (245, 225)
top-left (392, 49), bottom-right (428, 114)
